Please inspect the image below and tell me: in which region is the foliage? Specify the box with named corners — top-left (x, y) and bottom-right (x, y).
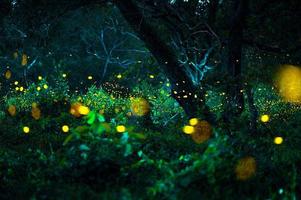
top-left (1, 0), bottom-right (301, 199)
top-left (1, 73), bottom-right (301, 199)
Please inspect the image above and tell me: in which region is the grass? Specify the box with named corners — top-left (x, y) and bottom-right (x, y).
top-left (0, 80), bottom-right (300, 199)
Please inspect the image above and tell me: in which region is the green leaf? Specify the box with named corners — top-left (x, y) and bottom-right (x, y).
top-left (63, 134), bottom-right (74, 146)
top-left (120, 132), bottom-right (129, 144)
top-left (75, 126), bottom-right (90, 134)
top-left (87, 111), bottom-right (96, 125)
top-left (137, 150), bottom-right (143, 157)
top-left (127, 126), bottom-right (135, 132)
top-left (129, 133), bottom-right (146, 140)
top-left (124, 144), bottom-right (132, 157)
top-left (79, 144), bottom-right (90, 151)
top-left (95, 124), bottom-right (106, 134)
top-left (97, 114), bottom-right (105, 122)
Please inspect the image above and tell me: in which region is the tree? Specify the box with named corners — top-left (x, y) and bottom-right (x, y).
top-left (115, 0), bottom-right (301, 124)
top-left (1, 0), bottom-right (301, 124)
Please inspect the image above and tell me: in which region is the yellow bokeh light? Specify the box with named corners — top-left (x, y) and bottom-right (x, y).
top-left (31, 103), bottom-right (41, 120)
top-left (70, 102), bottom-right (82, 117)
top-left (13, 51), bottom-right (18, 59)
top-left (14, 81), bottom-right (19, 85)
top-left (32, 102), bottom-right (38, 107)
top-left (5, 70), bottom-right (12, 79)
top-left (189, 118), bottom-right (199, 126)
top-left (37, 86), bottom-right (41, 91)
top-left (276, 65), bottom-right (301, 103)
top-left (130, 98), bottom-right (150, 117)
top-left (88, 75), bottom-right (93, 80)
top-left (149, 75), bottom-right (155, 79)
top-left (260, 114), bottom-right (270, 123)
top-left (235, 156), bottom-right (256, 181)
top-left (117, 74), bottom-right (122, 79)
top-left (116, 125), bottom-right (126, 133)
top-left (191, 120), bottom-right (212, 144)
top-left (21, 54), bottom-right (28, 66)
top-left (8, 105), bottom-right (17, 116)
top-left (62, 73), bottom-right (67, 78)
top-left (78, 105), bottom-right (90, 115)
top-left (23, 126), bottom-right (30, 134)
top-left (274, 136), bottom-right (283, 145)
top-left (15, 87), bottom-right (19, 91)
top-left (183, 125), bottom-right (195, 134)
top-left (43, 84), bottom-right (48, 89)
top-left (62, 125), bottom-right (69, 133)
top-left (19, 86), bottom-right (24, 92)
top-left (38, 76), bottom-right (43, 80)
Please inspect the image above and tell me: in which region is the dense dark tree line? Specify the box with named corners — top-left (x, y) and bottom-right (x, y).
top-left (1, 0), bottom-right (301, 125)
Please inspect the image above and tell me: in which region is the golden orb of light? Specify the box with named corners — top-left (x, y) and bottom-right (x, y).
top-left (130, 98), bottom-right (150, 117)
top-left (191, 120), bottom-right (212, 144)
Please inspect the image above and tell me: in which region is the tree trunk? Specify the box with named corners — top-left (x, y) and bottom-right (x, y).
top-left (115, 0), bottom-right (214, 122)
top-left (0, 0), bottom-right (11, 52)
top-left (224, 0), bottom-right (248, 118)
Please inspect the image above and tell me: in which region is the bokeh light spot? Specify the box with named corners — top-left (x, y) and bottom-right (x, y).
top-left (62, 125), bottom-right (70, 133)
top-left (23, 126), bottom-right (30, 134)
top-left (130, 98), bottom-right (150, 116)
top-left (5, 70), bottom-right (12, 79)
top-left (31, 103), bottom-right (41, 120)
top-left (8, 105), bottom-right (17, 116)
top-left (235, 156), bottom-right (256, 180)
top-left (191, 120), bottom-right (212, 144)
top-left (260, 114), bottom-right (270, 123)
top-left (183, 125), bottom-right (195, 134)
top-left (274, 136), bottom-right (283, 144)
top-left (116, 125), bottom-right (126, 133)
top-left (21, 54), bottom-right (28, 66)
top-left (276, 65), bottom-right (301, 103)
top-left (78, 105), bottom-right (90, 115)
top-left (189, 118), bottom-right (199, 126)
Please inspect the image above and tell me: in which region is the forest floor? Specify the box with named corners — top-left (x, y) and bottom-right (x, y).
top-left (1, 79), bottom-right (301, 200)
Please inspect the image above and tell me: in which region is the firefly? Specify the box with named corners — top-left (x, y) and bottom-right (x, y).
top-left (62, 125), bottom-right (69, 133)
top-left (183, 125), bottom-right (195, 134)
top-left (23, 126), bottom-right (30, 134)
top-left (260, 114), bottom-right (270, 123)
top-left (274, 136), bottom-right (283, 145)
top-left (116, 125), bottom-right (126, 133)
top-left (189, 118), bottom-right (199, 126)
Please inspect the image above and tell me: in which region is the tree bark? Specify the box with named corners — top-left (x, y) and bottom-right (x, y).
top-left (1, 0), bottom-right (215, 121)
top-left (224, 0), bottom-right (248, 117)
top-left (0, 0), bottom-right (12, 51)
top-left (115, 0), bottom-right (214, 122)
